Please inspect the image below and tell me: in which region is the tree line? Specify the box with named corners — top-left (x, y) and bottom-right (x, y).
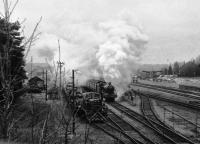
top-left (162, 59), bottom-right (200, 77)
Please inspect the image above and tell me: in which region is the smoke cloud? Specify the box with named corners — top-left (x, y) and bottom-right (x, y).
top-left (37, 46), bottom-right (56, 61)
top-left (36, 11), bottom-right (148, 97)
top-left (96, 15), bottom-right (148, 96)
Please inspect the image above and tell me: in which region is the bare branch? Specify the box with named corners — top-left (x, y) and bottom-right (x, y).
top-left (39, 111), bottom-right (50, 144)
top-left (24, 16), bottom-right (42, 58)
top-left (3, 0), bottom-right (10, 21)
top-left (9, 0), bottom-right (19, 18)
top-left (8, 0), bottom-right (11, 11)
top-left (20, 18), bottom-right (27, 25)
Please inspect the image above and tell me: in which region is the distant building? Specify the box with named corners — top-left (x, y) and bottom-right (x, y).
top-left (28, 76), bottom-right (44, 89)
top-left (142, 70), bottom-right (162, 79)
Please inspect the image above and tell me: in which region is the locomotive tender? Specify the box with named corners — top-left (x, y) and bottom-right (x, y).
top-left (86, 79), bottom-right (117, 102)
top-left (76, 91), bottom-right (108, 121)
top-left (64, 85), bottom-right (108, 122)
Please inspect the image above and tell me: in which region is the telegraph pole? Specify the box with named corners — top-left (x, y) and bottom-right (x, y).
top-left (30, 56), bottom-right (34, 144)
top-left (59, 62), bottom-right (64, 90)
top-left (57, 40), bottom-right (64, 99)
top-left (45, 69), bottom-right (48, 101)
top-left (72, 69), bottom-right (75, 135)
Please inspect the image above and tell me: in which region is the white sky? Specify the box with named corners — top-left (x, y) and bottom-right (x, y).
top-left (1, 0), bottom-right (200, 64)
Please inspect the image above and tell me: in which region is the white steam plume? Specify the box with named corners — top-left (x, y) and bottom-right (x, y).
top-left (96, 16), bottom-right (148, 96)
top-left (34, 11), bottom-right (148, 97)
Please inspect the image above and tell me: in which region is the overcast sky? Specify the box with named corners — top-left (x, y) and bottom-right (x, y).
top-left (1, 0), bottom-right (200, 65)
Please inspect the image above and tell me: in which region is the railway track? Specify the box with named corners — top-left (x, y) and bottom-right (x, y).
top-left (140, 95), bottom-right (195, 144)
top-left (107, 110), bottom-right (156, 144)
top-left (132, 83), bottom-right (200, 101)
top-left (109, 102), bottom-right (178, 144)
top-left (93, 122), bottom-right (126, 144)
top-left (93, 112), bottom-right (141, 144)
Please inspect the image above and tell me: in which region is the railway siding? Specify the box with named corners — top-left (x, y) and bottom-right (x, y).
top-left (152, 99), bottom-right (200, 143)
top-left (108, 102), bottom-right (178, 144)
top-left (140, 95), bottom-right (195, 144)
top-left (132, 83), bottom-right (200, 101)
top-left (130, 84), bottom-right (200, 110)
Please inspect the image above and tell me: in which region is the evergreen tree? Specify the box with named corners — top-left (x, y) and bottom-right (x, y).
top-left (0, 18), bottom-right (26, 103)
top-left (0, 17), bottom-right (27, 139)
top-left (173, 62), bottom-right (179, 75)
top-left (168, 65), bottom-right (173, 75)
top-left (179, 60), bottom-right (197, 77)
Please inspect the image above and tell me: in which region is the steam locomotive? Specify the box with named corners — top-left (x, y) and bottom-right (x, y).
top-left (64, 86), bottom-right (108, 122)
top-left (86, 79), bottom-right (117, 102)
